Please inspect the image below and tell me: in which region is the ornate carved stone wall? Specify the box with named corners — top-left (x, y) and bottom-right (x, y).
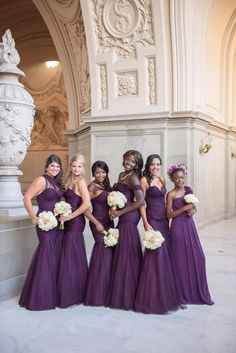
top-left (32, 0), bottom-right (91, 124)
top-left (92, 0), bottom-right (154, 59)
top-left (81, 0), bottom-right (158, 117)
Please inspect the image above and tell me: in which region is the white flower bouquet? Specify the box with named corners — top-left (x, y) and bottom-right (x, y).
top-left (103, 228), bottom-right (119, 247)
top-left (184, 194), bottom-right (199, 205)
top-left (143, 229), bottom-right (165, 250)
top-left (54, 201), bottom-right (72, 229)
top-left (38, 211), bottom-right (58, 232)
top-left (107, 191), bottom-right (127, 209)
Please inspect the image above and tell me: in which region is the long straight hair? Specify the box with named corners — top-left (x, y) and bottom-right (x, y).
top-left (44, 154), bottom-right (63, 184)
top-left (143, 154), bottom-right (162, 185)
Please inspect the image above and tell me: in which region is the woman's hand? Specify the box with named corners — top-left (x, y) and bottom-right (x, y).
top-left (110, 209), bottom-right (120, 220)
top-left (32, 216), bottom-right (39, 225)
top-left (143, 222), bottom-right (153, 231)
top-left (187, 208), bottom-right (195, 217)
top-left (59, 215), bottom-right (70, 223)
top-left (184, 203), bottom-right (193, 211)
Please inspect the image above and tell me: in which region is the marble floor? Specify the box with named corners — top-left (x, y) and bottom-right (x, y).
top-left (0, 217), bottom-right (236, 353)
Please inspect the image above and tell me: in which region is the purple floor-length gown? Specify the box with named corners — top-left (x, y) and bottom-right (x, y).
top-left (19, 174), bottom-right (63, 311)
top-left (109, 183), bottom-right (143, 310)
top-left (170, 186), bottom-right (214, 305)
top-left (135, 185), bottom-right (180, 314)
top-left (84, 190), bottom-right (114, 306)
top-left (57, 188), bottom-right (88, 308)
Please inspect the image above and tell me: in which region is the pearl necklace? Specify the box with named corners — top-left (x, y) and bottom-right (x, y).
top-left (120, 171), bottom-right (133, 181)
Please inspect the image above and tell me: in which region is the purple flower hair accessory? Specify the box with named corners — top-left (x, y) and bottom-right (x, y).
top-left (167, 163), bottom-right (188, 179)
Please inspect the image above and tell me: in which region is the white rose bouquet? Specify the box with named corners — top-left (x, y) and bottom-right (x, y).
top-left (143, 229), bottom-right (165, 250)
top-left (107, 191), bottom-right (127, 210)
top-left (184, 194), bottom-right (199, 205)
top-left (38, 211), bottom-right (58, 232)
top-left (103, 228), bottom-right (119, 247)
top-left (54, 201), bottom-right (72, 229)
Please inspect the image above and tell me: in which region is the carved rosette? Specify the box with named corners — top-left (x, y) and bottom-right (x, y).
top-left (0, 29), bottom-right (35, 177)
top-left (117, 71), bottom-right (137, 96)
top-left (92, 0), bottom-right (155, 58)
top-left (147, 57), bottom-right (156, 104)
top-left (99, 64), bottom-right (108, 108)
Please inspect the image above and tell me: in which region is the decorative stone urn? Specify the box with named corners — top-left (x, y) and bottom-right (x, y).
top-left (0, 29), bottom-right (35, 208)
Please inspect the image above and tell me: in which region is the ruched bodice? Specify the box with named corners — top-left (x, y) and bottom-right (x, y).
top-left (172, 186), bottom-right (193, 221)
top-left (64, 188), bottom-right (85, 228)
top-left (113, 182), bottom-right (142, 225)
top-left (145, 185), bottom-right (167, 220)
top-left (91, 190), bottom-right (111, 224)
top-left (37, 174), bottom-right (63, 214)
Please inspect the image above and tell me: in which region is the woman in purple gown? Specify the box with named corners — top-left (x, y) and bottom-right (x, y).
top-left (84, 161), bottom-right (114, 306)
top-left (57, 154), bottom-right (90, 308)
top-left (135, 154), bottom-right (180, 314)
top-left (19, 154), bottom-right (64, 310)
top-left (109, 150), bottom-right (145, 310)
top-left (166, 164), bottom-right (214, 305)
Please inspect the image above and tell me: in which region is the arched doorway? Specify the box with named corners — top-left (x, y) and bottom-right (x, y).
top-left (0, 0), bottom-right (91, 190)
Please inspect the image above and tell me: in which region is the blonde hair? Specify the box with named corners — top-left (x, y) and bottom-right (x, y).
top-left (64, 153), bottom-right (86, 189)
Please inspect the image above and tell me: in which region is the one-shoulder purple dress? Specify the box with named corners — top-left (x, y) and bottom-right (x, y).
top-left (109, 183), bottom-right (143, 310)
top-left (19, 174), bottom-right (63, 310)
top-left (134, 185), bottom-right (180, 314)
top-left (84, 190), bottom-right (114, 306)
top-left (170, 186), bottom-right (214, 305)
top-left (57, 188), bottom-right (88, 308)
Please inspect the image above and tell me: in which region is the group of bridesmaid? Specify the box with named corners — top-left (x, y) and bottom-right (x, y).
top-left (19, 150), bottom-right (214, 314)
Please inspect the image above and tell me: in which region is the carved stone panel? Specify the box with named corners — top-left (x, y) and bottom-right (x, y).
top-left (68, 7), bottom-right (91, 114)
top-left (30, 106), bottom-right (68, 150)
top-left (92, 0), bottom-right (155, 59)
top-left (147, 56), bottom-right (156, 104)
top-left (116, 71), bottom-right (138, 96)
top-left (99, 64), bottom-right (108, 109)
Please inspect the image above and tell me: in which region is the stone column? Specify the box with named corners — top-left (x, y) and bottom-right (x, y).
top-left (0, 29), bottom-right (35, 211)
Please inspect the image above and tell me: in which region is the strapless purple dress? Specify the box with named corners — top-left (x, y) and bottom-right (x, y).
top-left (109, 183), bottom-right (143, 310)
top-left (170, 186), bottom-right (214, 305)
top-left (145, 185), bottom-right (171, 248)
top-left (19, 174), bottom-right (63, 310)
top-left (134, 185), bottom-right (180, 314)
top-left (84, 190), bottom-right (114, 306)
top-left (57, 188), bottom-right (88, 308)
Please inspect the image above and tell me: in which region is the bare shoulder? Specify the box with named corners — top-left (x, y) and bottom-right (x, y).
top-left (166, 188), bottom-right (175, 199)
top-left (140, 176), bottom-right (148, 189)
top-left (88, 181), bottom-right (103, 193)
top-left (129, 172), bottom-right (140, 185)
top-left (140, 176), bottom-right (148, 184)
top-left (77, 176), bottom-right (87, 187)
top-left (25, 175), bottom-right (46, 197)
top-left (31, 176), bottom-right (46, 188)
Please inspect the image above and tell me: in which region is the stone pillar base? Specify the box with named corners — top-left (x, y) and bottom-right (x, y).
top-left (0, 176), bottom-right (24, 208)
